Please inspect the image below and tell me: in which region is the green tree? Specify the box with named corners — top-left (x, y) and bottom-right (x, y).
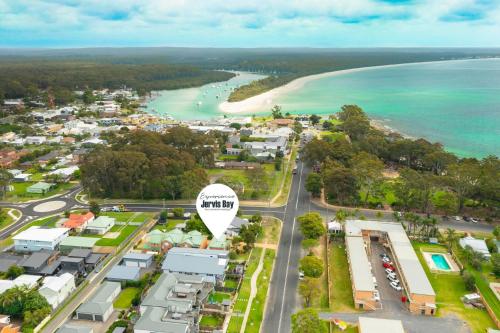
top-left (431, 191), bottom-right (458, 215)
top-left (293, 121), bottom-right (303, 134)
top-left (180, 169), bottom-right (209, 199)
top-left (493, 226), bottom-right (500, 240)
top-left (445, 228), bottom-right (457, 251)
top-left (298, 212), bottom-right (325, 240)
top-left (271, 105), bottom-right (283, 119)
top-left (447, 160), bottom-right (481, 212)
top-left (300, 255), bottom-right (324, 278)
top-left (301, 239), bottom-right (319, 250)
top-left (491, 253), bottom-right (500, 278)
top-left (291, 308), bottom-right (327, 333)
top-left (0, 168), bottom-right (13, 199)
top-left (172, 208), bottom-right (185, 218)
top-left (309, 114), bottom-right (321, 125)
top-left (89, 201), bottom-right (100, 217)
top-left (298, 277), bottom-right (321, 307)
top-left (6, 265), bottom-right (24, 279)
top-left (82, 89), bottom-right (96, 105)
top-left (305, 173), bottom-right (322, 197)
top-left (322, 160), bottom-right (358, 205)
top-left (351, 152), bottom-right (384, 204)
top-left (462, 270), bottom-right (476, 291)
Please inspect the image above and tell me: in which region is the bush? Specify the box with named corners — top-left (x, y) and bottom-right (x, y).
top-left (462, 271), bottom-right (476, 291)
top-left (172, 208), bottom-right (184, 218)
top-left (491, 253), bottom-right (500, 278)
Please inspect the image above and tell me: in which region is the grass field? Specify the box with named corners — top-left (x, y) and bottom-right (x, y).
top-left (227, 248), bottom-right (263, 333)
top-left (113, 287), bottom-right (140, 309)
top-left (209, 292), bottom-right (232, 304)
top-left (0, 209), bottom-right (17, 230)
top-left (257, 217), bottom-right (281, 245)
top-left (414, 242), bottom-right (495, 333)
top-left (329, 242), bottom-right (356, 312)
top-left (152, 219), bottom-right (185, 232)
top-left (245, 249), bottom-right (276, 333)
top-left (101, 212), bottom-right (153, 223)
top-left (6, 182), bottom-right (74, 202)
top-left (199, 314), bottom-right (224, 328)
top-left (96, 225), bottom-right (138, 246)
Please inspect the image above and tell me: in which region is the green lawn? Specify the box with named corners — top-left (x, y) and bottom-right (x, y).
top-left (209, 292), bottom-right (231, 304)
top-left (101, 212), bottom-right (153, 223)
top-left (96, 225), bottom-right (138, 246)
top-left (0, 209), bottom-right (18, 230)
top-left (245, 249), bottom-right (275, 333)
top-left (153, 219), bottom-right (185, 232)
top-left (113, 287), bottom-right (140, 309)
top-left (224, 278), bottom-right (239, 289)
top-left (199, 314), bottom-right (224, 328)
top-left (414, 243), bottom-right (495, 333)
top-left (6, 182), bottom-right (74, 202)
top-left (329, 242), bottom-right (356, 312)
top-left (257, 217), bottom-right (281, 245)
top-left (227, 248), bottom-right (263, 333)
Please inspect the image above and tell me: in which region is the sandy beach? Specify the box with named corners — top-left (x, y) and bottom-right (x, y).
top-left (218, 59), bottom-right (478, 115)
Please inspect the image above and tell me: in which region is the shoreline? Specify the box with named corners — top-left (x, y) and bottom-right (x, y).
top-left (219, 57), bottom-right (499, 115)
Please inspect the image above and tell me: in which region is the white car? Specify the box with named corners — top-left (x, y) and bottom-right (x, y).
top-left (390, 281), bottom-right (402, 291)
top-left (454, 216), bottom-right (462, 221)
top-left (373, 290), bottom-right (380, 301)
top-left (183, 212), bottom-right (191, 219)
top-left (299, 271), bottom-right (305, 280)
top-left (470, 217), bottom-right (479, 223)
top-left (385, 268), bottom-right (394, 275)
top-left (387, 275), bottom-right (399, 284)
top-left (382, 257), bottom-right (391, 263)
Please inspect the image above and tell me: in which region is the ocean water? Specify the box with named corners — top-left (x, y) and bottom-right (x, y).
top-left (146, 71), bottom-right (266, 120)
top-left (148, 59), bottom-right (500, 158)
top-left (272, 59), bottom-right (500, 158)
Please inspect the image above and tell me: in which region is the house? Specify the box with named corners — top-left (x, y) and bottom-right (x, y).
top-left (106, 265), bottom-right (141, 282)
top-left (0, 323), bottom-right (20, 333)
top-left (327, 221), bottom-right (342, 234)
top-left (269, 118), bottom-right (294, 128)
top-left (19, 250), bottom-right (57, 274)
top-left (143, 230), bottom-right (205, 252)
top-left (122, 253), bottom-right (154, 268)
top-left (57, 324), bottom-right (93, 333)
top-left (226, 217), bottom-right (249, 237)
top-left (25, 136), bottom-right (47, 145)
top-left (63, 212), bottom-right (95, 232)
top-left (59, 236), bottom-right (99, 254)
top-left (36, 151), bottom-right (61, 166)
top-left (13, 173), bottom-right (31, 182)
top-left (0, 275), bottom-right (42, 294)
top-left (135, 273), bottom-right (213, 333)
top-left (60, 256), bottom-right (86, 275)
top-left (62, 137), bottom-right (76, 145)
top-left (85, 216), bottom-right (115, 235)
top-left (26, 182), bottom-right (53, 194)
top-left (13, 227), bottom-right (69, 252)
top-left (39, 273), bottom-right (76, 308)
top-left (67, 248), bottom-right (103, 267)
top-left (207, 236), bottom-right (228, 250)
top-left (0, 254), bottom-right (23, 273)
top-left (161, 248), bottom-right (228, 284)
top-left (47, 166), bottom-right (79, 182)
top-left (76, 281), bottom-right (121, 322)
top-left (459, 236), bottom-right (491, 259)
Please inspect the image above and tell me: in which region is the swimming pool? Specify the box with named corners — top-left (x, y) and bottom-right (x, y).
top-left (431, 254), bottom-right (451, 270)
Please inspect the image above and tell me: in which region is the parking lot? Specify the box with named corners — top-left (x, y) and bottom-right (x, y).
top-left (369, 242), bottom-right (408, 314)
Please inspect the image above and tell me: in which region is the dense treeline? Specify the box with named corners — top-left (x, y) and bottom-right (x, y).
top-left (0, 61), bottom-right (234, 99)
top-left (302, 105), bottom-right (500, 219)
top-left (80, 128), bottom-right (215, 199)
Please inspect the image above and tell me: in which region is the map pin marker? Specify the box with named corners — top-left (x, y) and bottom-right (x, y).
top-left (196, 183), bottom-right (239, 239)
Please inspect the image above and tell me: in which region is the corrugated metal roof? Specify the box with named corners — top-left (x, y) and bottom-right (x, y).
top-left (345, 236), bottom-right (374, 292)
top-left (359, 317), bottom-right (405, 333)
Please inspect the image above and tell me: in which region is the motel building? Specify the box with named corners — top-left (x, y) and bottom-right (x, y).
top-left (345, 220), bottom-right (436, 315)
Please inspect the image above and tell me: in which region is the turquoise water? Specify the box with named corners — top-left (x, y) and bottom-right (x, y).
top-left (148, 59), bottom-right (500, 158)
top-left (431, 254), bottom-right (451, 270)
top-left (147, 71), bottom-right (266, 120)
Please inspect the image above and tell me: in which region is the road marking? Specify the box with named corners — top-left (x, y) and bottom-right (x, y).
top-left (277, 162), bottom-right (304, 333)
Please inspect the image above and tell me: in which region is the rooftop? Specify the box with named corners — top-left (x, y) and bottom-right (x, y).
top-left (13, 226), bottom-right (69, 242)
top-left (358, 317), bottom-right (405, 333)
top-left (60, 236), bottom-right (99, 248)
top-left (162, 248), bottom-right (228, 277)
top-left (106, 265), bottom-right (140, 281)
top-left (345, 236), bottom-right (374, 292)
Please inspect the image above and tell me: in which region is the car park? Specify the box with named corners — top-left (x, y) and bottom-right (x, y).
top-left (390, 281), bottom-right (402, 291)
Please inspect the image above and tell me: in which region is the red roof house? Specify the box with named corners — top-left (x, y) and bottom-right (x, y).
top-left (63, 212), bottom-right (95, 232)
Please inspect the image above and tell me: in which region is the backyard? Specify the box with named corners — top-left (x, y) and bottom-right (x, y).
top-left (114, 287), bottom-right (140, 309)
top-left (328, 241), bottom-right (356, 312)
top-left (414, 242), bottom-right (496, 333)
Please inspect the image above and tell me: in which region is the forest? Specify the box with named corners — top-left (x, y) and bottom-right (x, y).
top-left (80, 128), bottom-right (216, 200)
top-left (0, 61), bottom-right (234, 99)
top-left (301, 105), bottom-right (500, 220)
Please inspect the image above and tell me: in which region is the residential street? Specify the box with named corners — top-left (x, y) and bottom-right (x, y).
top-left (0, 162), bottom-right (496, 332)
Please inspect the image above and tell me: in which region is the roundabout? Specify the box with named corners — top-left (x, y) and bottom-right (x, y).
top-left (33, 200), bottom-right (67, 213)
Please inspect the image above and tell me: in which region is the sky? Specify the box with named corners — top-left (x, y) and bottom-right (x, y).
top-left (1, 0), bottom-right (500, 48)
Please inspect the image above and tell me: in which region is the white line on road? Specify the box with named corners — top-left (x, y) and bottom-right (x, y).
top-left (277, 162), bottom-right (304, 333)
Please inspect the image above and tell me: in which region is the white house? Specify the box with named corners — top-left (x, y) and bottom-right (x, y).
top-left (39, 273), bottom-right (76, 309)
top-left (25, 136), bottom-right (47, 145)
top-left (0, 274), bottom-right (42, 294)
top-left (14, 173), bottom-right (32, 182)
top-left (459, 236), bottom-right (491, 259)
top-left (85, 216), bottom-right (115, 235)
top-left (13, 226), bottom-right (70, 252)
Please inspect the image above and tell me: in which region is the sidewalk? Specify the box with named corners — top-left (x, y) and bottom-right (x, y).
top-left (240, 249), bottom-right (266, 333)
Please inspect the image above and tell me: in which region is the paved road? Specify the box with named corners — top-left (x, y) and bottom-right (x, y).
top-left (0, 168), bottom-right (496, 332)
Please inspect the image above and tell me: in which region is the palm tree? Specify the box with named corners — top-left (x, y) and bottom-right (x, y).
top-left (335, 209), bottom-right (348, 224)
top-left (445, 228), bottom-right (457, 251)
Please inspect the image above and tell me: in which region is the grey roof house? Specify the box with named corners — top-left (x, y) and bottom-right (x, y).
top-left (106, 265), bottom-right (141, 282)
top-left (122, 252), bottom-right (154, 268)
top-left (161, 248), bottom-right (228, 283)
top-left (76, 281), bottom-right (121, 322)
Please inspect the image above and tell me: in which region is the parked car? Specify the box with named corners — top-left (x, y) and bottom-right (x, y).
top-left (382, 257), bottom-right (391, 263)
top-left (101, 207), bottom-right (112, 212)
top-left (373, 290), bottom-right (380, 301)
top-left (299, 271), bottom-right (305, 280)
top-left (470, 217), bottom-right (479, 223)
top-left (387, 272), bottom-right (396, 279)
top-left (183, 212), bottom-right (191, 219)
top-left (387, 276), bottom-right (400, 284)
top-left (454, 216), bottom-right (462, 221)
top-left (379, 253), bottom-right (388, 258)
top-left (383, 262), bottom-right (394, 269)
top-left (385, 268), bottom-right (395, 275)
top-left (390, 281), bottom-right (402, 291)
top-left (373, 276), bottom-right (378, 288)
top-left (292, 166), bottom-right (298, 175)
